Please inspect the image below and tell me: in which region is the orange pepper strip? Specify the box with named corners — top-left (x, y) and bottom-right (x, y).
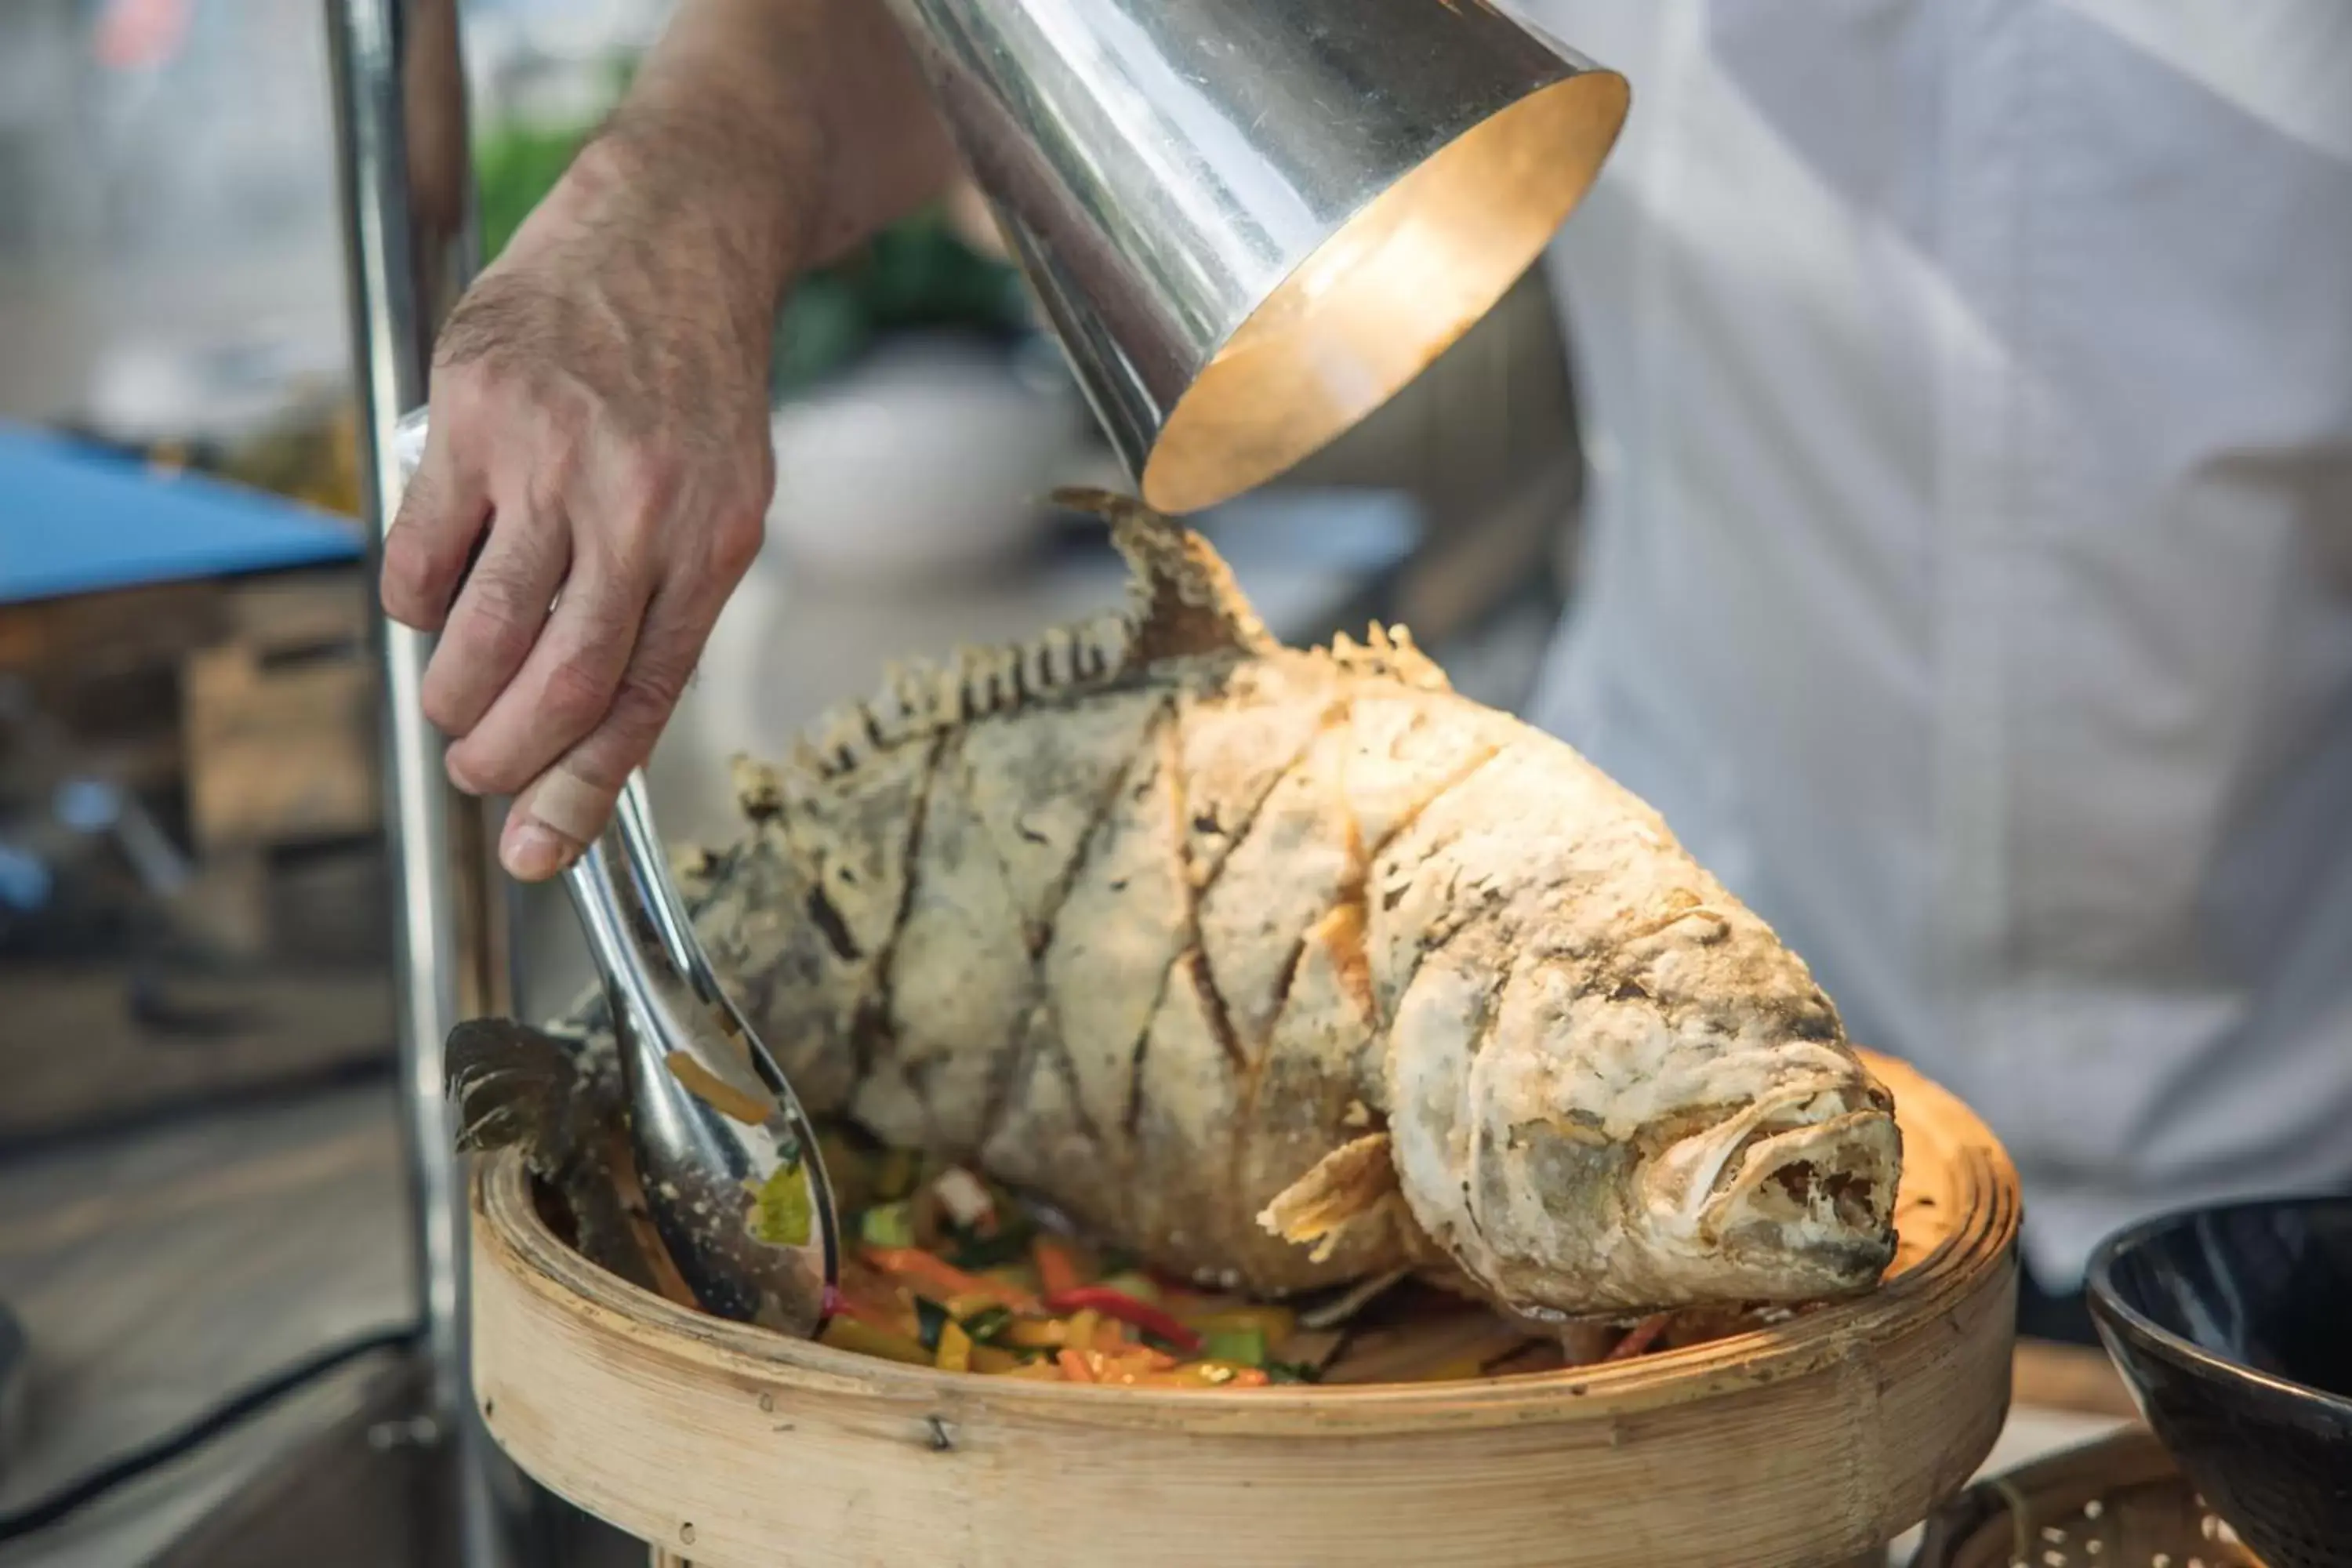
top-left (860, 1247), bottom-right (1039, 1312)
top-left (1604, 1313), bottom-right (1672, 1363)
top-left (1054, 1348), bottom-right (1096, 1382)
top-left (1095, 1346), bottom-right (1178, 1382)
top-left (1030, 1236), bottom-right (1087, 1298)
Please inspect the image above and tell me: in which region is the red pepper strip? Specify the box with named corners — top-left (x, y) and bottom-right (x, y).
top-left (1041, 1287), bottom-right (1203, 1352)
top-left (1603, 1313), bottom-right (1672, 1363)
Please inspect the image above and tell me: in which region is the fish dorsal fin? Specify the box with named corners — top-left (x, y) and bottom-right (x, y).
top-left (775, 492), bottom-right (1283, 789)
top-left (1051, 488), bottom-right (1278, 667)
top-left (774, 608), bottom-right (1134, 786)
top-left (1323, 622), bottom-right (1450, 692)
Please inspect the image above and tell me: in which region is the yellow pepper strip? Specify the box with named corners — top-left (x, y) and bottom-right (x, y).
top-left (935, 1319), bottom-right (974, 1374)
top-left (818, 1316), bottom-right (933, 1368)
top-left (1001, 1318), bottom-right (1068, 1349)
top-left (969, 1345), bottom-right (1025, 1374)
top-left (1062, 1308), bottom-right (1102, 1357)
top-left (1139, 1361), bottom-right (1269, 1388)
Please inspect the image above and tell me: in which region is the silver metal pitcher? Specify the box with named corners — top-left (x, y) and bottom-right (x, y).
top-left (882, 0), bottom-right (1628, 514)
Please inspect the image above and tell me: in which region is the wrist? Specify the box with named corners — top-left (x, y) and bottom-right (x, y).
top-left (569, 94), bottom-right (818, 317)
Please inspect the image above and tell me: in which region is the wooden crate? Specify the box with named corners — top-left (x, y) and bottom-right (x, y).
top-left (0, 563), bottom-right (396, 1144)
top-left (176, 568), bottom-right (383, 956)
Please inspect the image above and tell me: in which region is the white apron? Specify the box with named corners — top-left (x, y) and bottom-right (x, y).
top-left (1512, 0), bottom-right (2352, 1284)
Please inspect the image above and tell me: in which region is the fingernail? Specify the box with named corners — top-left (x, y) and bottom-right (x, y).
top-left (502, 820), bottom-right (579, 881)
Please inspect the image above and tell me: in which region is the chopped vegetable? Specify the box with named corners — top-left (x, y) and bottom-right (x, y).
top-left (819, 1317), bottom-right (932, 1367)
top-left (1095, 1269), bottom-right (1163, 1305)
top-left (663, 1051), bottom-right (775, 1125)
top-left (982, 1262), bottom-right (1042, 1295)
top-left (943, 1222), bottom-right (1033, 1271)
top-left (747, 1163), bottom-right (815, 1247)
top-left (931, 1167), bottom-right (997, 1232)
top-left (1151, 1361), bottom-right (1270, 1388)
top-left (960, 1305), bottom-right (1014, 1345)
top-left (1030, 1236), bottom-right (1087, 1298)
top-left (1185, 1306), bottom-right (1296, 1344)
top-left (862, 1247), bottom-right (1039, 1311)
top-left (1200, 1324), bottom-right (1267, 1368)
top-left (913, 1297), bottom-right (953, 1352)
top-left (785, 1127), bottom-right (1688, 1387)
top-left (859, 1200), bottom-right (917, 1249)
top-left (1001, 1318), bottom-right (1069, 1349)
top-left (1043, 1287), bottom-right (1203, 1352)
top-left (1604, 1314), bottom-right (1673, 1363)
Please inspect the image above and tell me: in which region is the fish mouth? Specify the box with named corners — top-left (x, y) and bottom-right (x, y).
top-left (1642, 1083), bottom-right (1901, 1294)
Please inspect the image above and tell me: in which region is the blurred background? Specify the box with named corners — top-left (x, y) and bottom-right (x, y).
top-left (0, 1), bottom-right (1585, 1562)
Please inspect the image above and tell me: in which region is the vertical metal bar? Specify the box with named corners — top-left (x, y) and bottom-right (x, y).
top-left (321, 3), bottom-right (518, 1564)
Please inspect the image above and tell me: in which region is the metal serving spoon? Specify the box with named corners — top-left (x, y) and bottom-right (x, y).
top-left (393, 408), bottom-right (838, 1334)
top-left (565, 777), bottom-right (838, 1331)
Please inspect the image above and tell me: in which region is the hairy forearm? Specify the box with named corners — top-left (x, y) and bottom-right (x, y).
top-left (546, 0), bottom-right (955, 318)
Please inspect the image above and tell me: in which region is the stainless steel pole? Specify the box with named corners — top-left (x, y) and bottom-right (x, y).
top-left (321, 3), bottom-right (517, 1564)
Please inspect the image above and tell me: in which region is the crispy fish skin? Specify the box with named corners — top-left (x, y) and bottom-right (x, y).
top-left (546, 491), bottom-right (1900, 1317)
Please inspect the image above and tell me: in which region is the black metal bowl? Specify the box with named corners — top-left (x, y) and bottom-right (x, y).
top-left (2085, 1196), bottom-right (2352, 1568)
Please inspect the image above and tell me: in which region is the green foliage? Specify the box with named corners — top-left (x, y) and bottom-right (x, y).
top-left (471, 56), bottom-right (1027, 395)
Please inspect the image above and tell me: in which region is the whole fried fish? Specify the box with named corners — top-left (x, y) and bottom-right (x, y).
top-left (528, 491), bottom-right (1900, 1320)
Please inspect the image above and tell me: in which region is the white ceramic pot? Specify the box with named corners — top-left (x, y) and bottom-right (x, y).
top-left (764, 335), bottom-right (1079, 586)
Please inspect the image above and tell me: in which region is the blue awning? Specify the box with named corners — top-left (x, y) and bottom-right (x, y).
top-left (0, 420), bottom-right (365, 607)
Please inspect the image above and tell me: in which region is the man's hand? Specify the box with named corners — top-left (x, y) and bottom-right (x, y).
top-left (382, 132), bottom-right (780, 882)
top-left (376, 0), bottom-right (953, 881)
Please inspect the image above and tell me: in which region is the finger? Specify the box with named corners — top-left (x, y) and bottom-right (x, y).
top-left (379, 412), bottom-right (489, 632)
top-left (496, 579), bottom-right (709, 880)
top-left (418, 491), bottom-right (573, 739)
top-left (443, 549), bottom-right (649, 798)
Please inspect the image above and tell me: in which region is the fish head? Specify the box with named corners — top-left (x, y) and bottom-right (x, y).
top-left (1388, 909), bottom-right (1903, 1319)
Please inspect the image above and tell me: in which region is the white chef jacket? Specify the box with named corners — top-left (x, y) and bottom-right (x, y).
top-left (1510, 0), bottom-right (2352, 1286)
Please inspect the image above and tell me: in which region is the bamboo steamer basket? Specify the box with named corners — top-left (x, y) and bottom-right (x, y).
top-left (470, 1051), bottom-right (2020, 1567)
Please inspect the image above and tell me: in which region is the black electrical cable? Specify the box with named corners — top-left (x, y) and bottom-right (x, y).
top-left (0, 1322), bottom-right (423, 1544)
